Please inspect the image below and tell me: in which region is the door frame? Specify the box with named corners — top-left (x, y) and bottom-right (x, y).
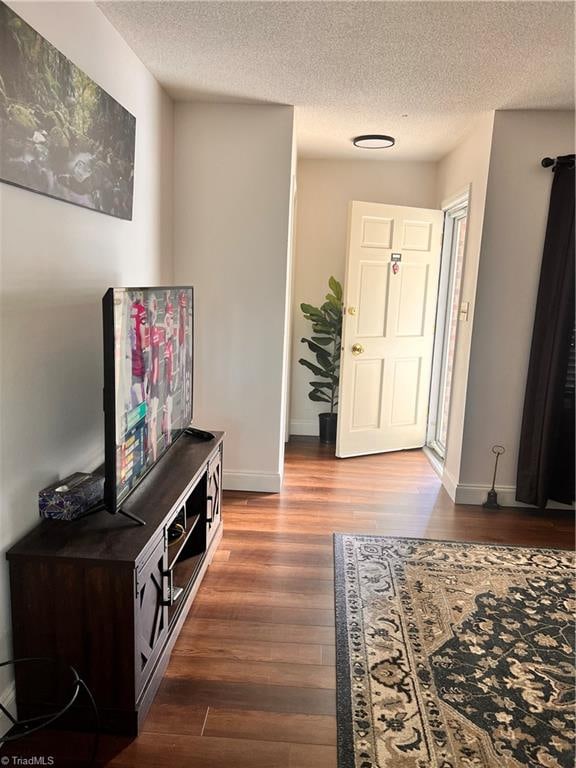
top-left (426, 187), bottom-right (470, 462)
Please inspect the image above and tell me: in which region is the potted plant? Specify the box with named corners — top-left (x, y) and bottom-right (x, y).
top-left (299, 276), bottom-right (343, 444)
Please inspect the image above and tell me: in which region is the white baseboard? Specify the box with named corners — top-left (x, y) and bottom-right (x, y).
top-left (0, 680), bottom-right (16, 737)
top-left (223, 470), bottom-right (282, 493)
top-left (289, 419), bottom-right (318, 437)
top-left (441, 468), bottom-right (458, 502)
top-left (453, 482), bottom-right (574, 510)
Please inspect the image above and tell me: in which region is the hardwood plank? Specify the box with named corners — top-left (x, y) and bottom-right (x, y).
top-left (321, 644), bottom-right (336, 666)
top-left (194, 587), bottom-right (334, 610)
top-left (141, 702), bottom-right (207, 736)
top-left (172, 634), bottom-right (324, 664)
top-left (105, 733), bottom-right (292, 768)
top-left (178, 617), bottom-right (335, 645)
top-left (211, 549), bottom-right (231, 561)
top-left (203, 708), bottom-right (337, 746)
top-left (165, 657), bottom-right (336, 690)
top-left (222, 529), bottom-right (331, 544)
top-left (207, 560), bottom-right (334, 579)
top-left (153, 677), bottom-right (336, 716)
top-left (189, 601), bottom-right (335, 626)
top-left (289, 742), bottom-right (338, 768)
top-left (202, 569), bottom-right (334, 595)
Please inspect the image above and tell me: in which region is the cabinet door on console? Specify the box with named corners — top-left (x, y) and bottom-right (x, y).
top-left (207, 447), bottom-right (222, 544)
top-left (135, 536), bottom-right (169, 696)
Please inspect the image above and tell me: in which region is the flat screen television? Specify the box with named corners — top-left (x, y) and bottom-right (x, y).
top-left (102, 286), bottom-right (194, 515)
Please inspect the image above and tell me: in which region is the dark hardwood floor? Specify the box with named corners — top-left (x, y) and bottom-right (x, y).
top-left (4, 438), bottom-right (574, 767)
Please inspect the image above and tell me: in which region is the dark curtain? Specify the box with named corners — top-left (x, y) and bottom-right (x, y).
top-left (516, 155), bottom-right (575, 507)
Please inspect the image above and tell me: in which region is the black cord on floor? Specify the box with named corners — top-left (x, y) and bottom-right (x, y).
top-left (0, 658), bottom-right (100, 767)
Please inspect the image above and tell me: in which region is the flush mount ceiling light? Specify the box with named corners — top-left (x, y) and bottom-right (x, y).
top-left (353, 134), bottom-right (395, 149)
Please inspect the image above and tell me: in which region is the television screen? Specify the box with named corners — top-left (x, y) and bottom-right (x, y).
top-left (103, 287), bottom-right (194, 512)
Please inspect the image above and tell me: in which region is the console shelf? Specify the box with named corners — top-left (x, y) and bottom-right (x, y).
top-left (167, 511), bottom-right (201, 568)
top-left (6, 431), bottom-right (224, 736)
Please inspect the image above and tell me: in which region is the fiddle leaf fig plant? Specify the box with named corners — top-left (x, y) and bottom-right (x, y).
top-left (299, 276), bottom-right (343, 414)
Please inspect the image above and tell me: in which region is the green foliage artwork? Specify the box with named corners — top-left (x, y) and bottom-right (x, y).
top-left (0, 2), bottom-right (136, 219)
top-left (299, 276), bottom-right (343, 415)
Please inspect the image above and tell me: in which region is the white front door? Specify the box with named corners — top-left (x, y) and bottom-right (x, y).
top-left (336, 201), bottom-right (444, 458)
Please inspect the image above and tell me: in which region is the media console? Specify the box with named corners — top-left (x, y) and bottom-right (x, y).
top-left (6, 431), bottom-right (224, 736)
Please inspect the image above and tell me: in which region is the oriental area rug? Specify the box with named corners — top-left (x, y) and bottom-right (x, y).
top-left (333, 535), bottom-right (575, 768)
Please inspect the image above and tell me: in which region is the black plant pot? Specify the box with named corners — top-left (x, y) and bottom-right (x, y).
top-left (319, 412), bottom-right (338, 444)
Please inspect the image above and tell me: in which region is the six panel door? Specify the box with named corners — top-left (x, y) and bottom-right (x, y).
top-left (337, 201), bottom-right (444, 458)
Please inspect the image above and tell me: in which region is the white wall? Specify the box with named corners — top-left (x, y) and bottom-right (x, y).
top-left (282, 141), bottom-right (299, 444)
top-left (173, 103), bottom-right (295, 492)
top-left (435, 113), bottom-right (495, 494)
top-left (290, 158), bottom-right (437, 435)
top-left (457, 110), bottom-right (575, 506)
top-left (0, 0), bottom-right (173, 719)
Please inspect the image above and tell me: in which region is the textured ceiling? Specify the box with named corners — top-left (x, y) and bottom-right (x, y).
top-left (98, 1), bottom-right (575, 160)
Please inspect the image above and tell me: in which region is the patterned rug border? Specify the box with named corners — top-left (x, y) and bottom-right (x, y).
top-left (334, 533), bottom-right (355, 768)
top-left (333, 532), bottom-right (574, 556)
top-left (332, 533), bottom-right (575, 768)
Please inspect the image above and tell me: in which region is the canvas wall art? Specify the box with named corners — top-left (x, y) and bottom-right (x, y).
top-left (0, 2), bottom-right (135, 220)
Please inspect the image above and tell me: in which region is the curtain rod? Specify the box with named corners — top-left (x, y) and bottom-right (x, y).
top-left (541, 154), bottom-right (575, 171)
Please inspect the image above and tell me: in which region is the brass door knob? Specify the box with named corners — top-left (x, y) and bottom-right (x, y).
top-left (351, 343), bottom-right (364, 356)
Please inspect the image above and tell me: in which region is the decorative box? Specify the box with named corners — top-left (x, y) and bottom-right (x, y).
top-left (39, 470), bottom-right (104, 520)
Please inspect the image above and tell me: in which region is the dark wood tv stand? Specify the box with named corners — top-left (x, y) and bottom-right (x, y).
top-left (6, 431), bottom-right (224, 736)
